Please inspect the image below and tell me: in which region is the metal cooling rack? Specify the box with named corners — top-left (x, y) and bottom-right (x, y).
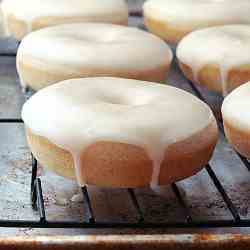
top-left (0, 13), bottom-right (250, 230)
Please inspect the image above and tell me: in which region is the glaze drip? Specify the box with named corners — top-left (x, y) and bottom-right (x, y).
top-left (21, 77), bottom-right (214, 186)
top-left (177, 25), bottom-right (250, 96)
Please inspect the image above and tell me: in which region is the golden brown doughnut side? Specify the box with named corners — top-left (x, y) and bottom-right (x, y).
top-left (26, 120), bottom-right (218, 188)
top-left (178, 61), bottom-right (250, 94)
top-left (5, 14), bottom-right (128, 40)
top-left (228, 65), bottom-right (250, 91)
top-left (17, 58), bottom-right (171, 90)
top-left (224, 120), bottom-right (250, 158)
top-left (178, 62), bottom-right (222, 93)
top-left (144, 16), bottom-right (191, 44)
top-left (144, 15), bottom-right (240, 45)
top-left (159, 120), bottom-right (218, 185)
top-left (33, 15), bottom-right (128, 30)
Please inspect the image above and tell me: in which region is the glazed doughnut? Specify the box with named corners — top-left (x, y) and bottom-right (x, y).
top-left (177, 25), bottom-right (250, 96)
top-left (222, 82), bottom-right (250, 158)
top-left (143, 0), bottom-right (250, 44)
top-left (1, 0), bottom-right (128, 40)
top-left (17, 23), bottom-right (173, 90)
top-left (22, 77), bottom-right (218, 188)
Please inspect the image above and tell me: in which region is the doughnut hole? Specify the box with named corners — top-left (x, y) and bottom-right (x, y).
top-left (178, 61), bottom-right (250, 94)
top-left (26, 120), bottom-right (218, 188)
top-left (96, 87), bottom-right (156, 106)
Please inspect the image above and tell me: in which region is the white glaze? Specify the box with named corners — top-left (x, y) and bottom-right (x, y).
top-left (143, 0), bottom-right (250, 27)
top-left (222, 81), bottom-right (250, 132)
top-left (22, 77), bottom-right (214, 187)
top-left (1, 0), bottom-right (128, 35)
top-left (16, 23), bottom-right (173, 88)
top-left (177, 25), bottom-right (250, 96)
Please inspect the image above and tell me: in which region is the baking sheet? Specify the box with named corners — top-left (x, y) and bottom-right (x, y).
top-left (1, 234), bottom-right (250, 250)
top-left (0, 15), bottom-right (250, 237)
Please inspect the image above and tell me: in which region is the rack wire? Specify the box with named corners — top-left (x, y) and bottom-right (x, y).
top-left (0, 13), bottom-right (250, 230)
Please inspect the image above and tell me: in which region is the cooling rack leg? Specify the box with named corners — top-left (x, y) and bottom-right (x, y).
top-left (35, 178), bottom-right (46, 223)
top-left (205, 164), bottom-right (241, 222)
top-left (82, 186), bottom-right (95, 223)
top-left (31, 179), bottom-right (37, 210)
top-left (171, 183), bottom-right (192, 223)
top-left (30, 154), bottom-right (38, 209)
top-left (127, 188), bottom-right (144, 223)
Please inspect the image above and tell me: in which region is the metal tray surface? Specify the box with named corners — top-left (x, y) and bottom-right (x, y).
top-left (0, 6), bottom-right (249, 249)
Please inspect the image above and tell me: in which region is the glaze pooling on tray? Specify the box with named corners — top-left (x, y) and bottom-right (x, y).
top-left (22, 77), bottom-right (214, 187)
top-left (1, 0), bottom-right (128, 34)
top-left (143, 0), bottom-right (250, 27)
top-left (177, 25), bottom-right (250, 96)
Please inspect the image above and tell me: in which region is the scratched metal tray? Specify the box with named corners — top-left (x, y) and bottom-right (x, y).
top-left (0, 7), bottom-right (250, 249)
